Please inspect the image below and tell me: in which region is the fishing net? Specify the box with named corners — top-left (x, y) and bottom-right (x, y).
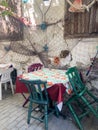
top-left (0, 0), bottom-right (74, 68)
top-left (10, 40), bottom-right (36, 56)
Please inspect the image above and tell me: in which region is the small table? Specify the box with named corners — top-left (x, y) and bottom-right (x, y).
top-left (16, 68), bottom-right (70, 111)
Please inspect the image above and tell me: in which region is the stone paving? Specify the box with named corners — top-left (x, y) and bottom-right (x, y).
top-left (0, 91), bottom-right (79, 130)
top-left (0, 86), bottom-right (98, 130)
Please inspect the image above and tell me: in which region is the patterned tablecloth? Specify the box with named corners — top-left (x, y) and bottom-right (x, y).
top-left (16, 68), bottom-right (71, 111)
top-left (21, 68), bottom-right (69, 87)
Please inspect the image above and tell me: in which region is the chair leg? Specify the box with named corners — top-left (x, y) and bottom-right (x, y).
top-left (10, 80), bottom-right (14, 94)
top-left (27, 101), bottom-right (33, 124)
top-left (81, 96), bottom-right (98, 118)
top-left (4, 83), bottom-right (7, 91)
top-left (49, 101), bottom-right (59, 117)
top-left (68, 104), bottom-right (83, 130)
top-left (44, 105), bottom-right (48, 130)
top-left (0, 83), bottom-right (2, 100)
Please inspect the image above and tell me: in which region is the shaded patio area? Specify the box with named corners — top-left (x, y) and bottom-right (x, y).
top-left (0, 85), bottom-right (98, 130)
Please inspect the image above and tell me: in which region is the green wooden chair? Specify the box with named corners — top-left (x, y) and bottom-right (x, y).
top-left (20, 79), bottom-right (55, 130)
top-left (64, 66), bottom-right (98, 130)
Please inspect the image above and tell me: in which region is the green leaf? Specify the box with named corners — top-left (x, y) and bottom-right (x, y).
top-left (0, 0), bottom-right (9, 7)
top-left (1, 10), bottom-right (13, 16)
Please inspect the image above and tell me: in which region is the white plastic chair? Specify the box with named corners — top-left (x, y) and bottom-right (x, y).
top-left (0, 67), bottom-right (14, 100)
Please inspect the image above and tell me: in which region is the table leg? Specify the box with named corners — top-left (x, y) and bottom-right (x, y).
top-left (21, 93), bottom-right (29, 107)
